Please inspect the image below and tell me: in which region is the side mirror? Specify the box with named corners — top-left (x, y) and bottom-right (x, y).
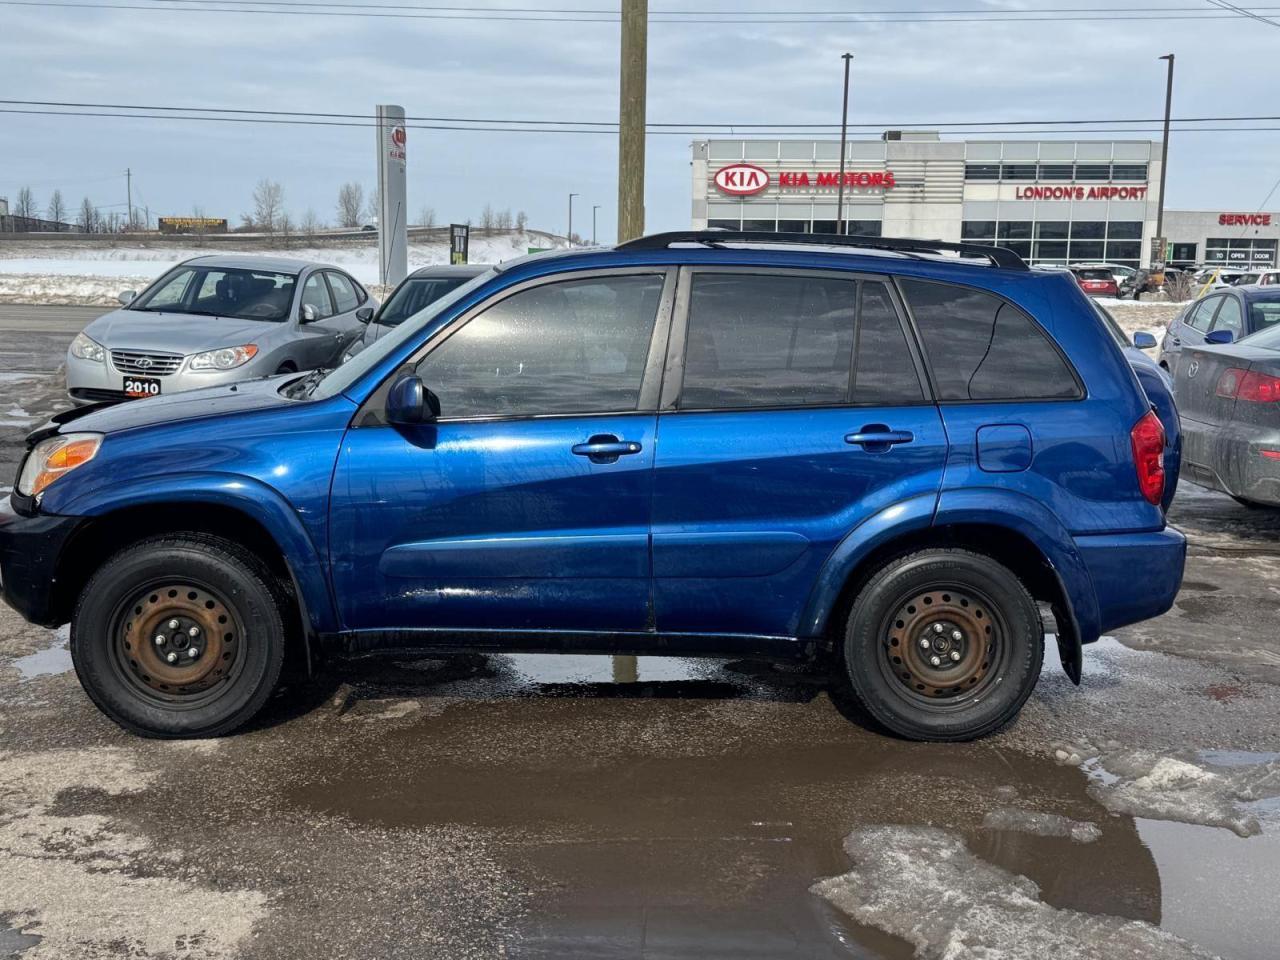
top-left (118, 290), bottom-right (137, 306)
top-left (1205, 329), bottom-right (1235, 345)
top-left (387, 374), bottom-right (439, 424)
top-left (356, 306), bottom-right (374, 323)
top-left (1132, 331), bottom-right (1158, 349)
top-left (300, 303), bottom-right (319, 323)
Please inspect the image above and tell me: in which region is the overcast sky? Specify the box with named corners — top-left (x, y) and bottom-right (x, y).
top-left (4, 1), bottom-right (1280, 239)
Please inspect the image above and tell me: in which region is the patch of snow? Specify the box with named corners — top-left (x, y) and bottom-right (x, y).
top-left (12, 630), bottom-right (73, 680)
top-left (981, 806), bottom-right (1102, 843)
top-left (812, 826), bottom-right (1214, 959)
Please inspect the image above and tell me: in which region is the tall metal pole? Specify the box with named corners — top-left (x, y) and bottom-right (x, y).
top-left (568, 192), bottom-right (578, 246)
top-left (125, 168), bottom-right (132, 231)
top-left (835, 53), bottom-right (853, 235)
top-left (617, 0), bottom-right (648, 242)
top-left (1155, 54), bottom-right (1175, 265)
top-left (592, 204), bottom-right (601, 244)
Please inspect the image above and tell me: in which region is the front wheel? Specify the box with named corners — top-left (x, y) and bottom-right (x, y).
top-left (71, 535), bottom-right (287, 738)
top-left (842, 549), bottom-right (1043, 742)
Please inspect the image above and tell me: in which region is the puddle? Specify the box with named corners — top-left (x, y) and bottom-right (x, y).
top-left (12, 629), bottom-right (72, 680)
top-left (270, 649), bottom-right (1280, 958)
top-left (0, 919), bottom-right (41, 955)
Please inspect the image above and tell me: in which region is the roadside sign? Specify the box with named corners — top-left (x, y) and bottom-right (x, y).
top-left (158, 217), bottom-right (227, 234)
top-left (450, 223), bottom-right (470, 264)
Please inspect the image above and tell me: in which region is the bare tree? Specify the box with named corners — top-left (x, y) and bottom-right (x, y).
top-left (46, 190), bottom-right (66, 224)
top-left (365, 189), bottom-right (379, 224)
top-left (300, 208), bottom-right (322, 235)
top-left (77, 196), bottom-right (97, 233)
top-left (278, 211), bottom-right (294, 238)
top-left (336, 182), bottom-right (363, 228)
top-left (496, 208), bottom-right (513, 231)
top-left (249, 179), bottom-right (284, 233)
top-left (15, 187), bottom-right (38, 220)
top-left (480, 203), bottom-right (497, 234)
top-left (515, 210), bottom-right (528, 232)
top-left (418, 206), bottom-right (435, 229)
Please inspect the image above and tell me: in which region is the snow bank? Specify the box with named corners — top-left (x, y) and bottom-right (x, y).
top-left (812, 826), bottom-right (1214, 959)
top-left (0, 231), bottom-right (566, 305)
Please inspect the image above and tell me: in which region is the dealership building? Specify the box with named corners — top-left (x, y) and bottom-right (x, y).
top-left (691, 134), bottom-right (1280, 269)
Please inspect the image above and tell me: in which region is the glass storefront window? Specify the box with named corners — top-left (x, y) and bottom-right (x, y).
top-left (1035, 221), bottom-right (1070, 239)
top-left (777, 219), bottom-right (809, 233)
top-left (962, 221), bottom-right (997, 240)
top-left (707, 219), bottom-right (740, 231)
top-left (998, 221), bottom-right (1034, 240)
top-left (1111, 164), bottom-right (1149, 181)
top-left (1001, 164), bottom-right (1038, 181)
top-left (740, 219), bottom-right (776, 232)
top-left (1107, 221), bottom-right (1143, 240)
top-left (811, 220), bottom-right (838, 234)
top-left (845, 220), bottom-right (883, 237)
top-left (964, 164), bottom-right (1001, 181)
top-left (1002, 241), bottom-right (1033, 259)
top-left (1034, 241), bottom-right (1069, 261)
top-left (1069, 241), bottom-right (1106, 261)
top-left (1105, 241), bottom-right (1142, 262)
top-left (1075, 164), bottom-right (1111, 181)
top-left (1038, 164), bottom-right (1074, 181)
top-left (1070, 221), bottom-right (1106, 240)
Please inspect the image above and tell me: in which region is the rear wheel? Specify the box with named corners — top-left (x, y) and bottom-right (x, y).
top-left (842, 549), bottom-right (1043, 741)
top-left (71, 535), bottom-right (287, 738)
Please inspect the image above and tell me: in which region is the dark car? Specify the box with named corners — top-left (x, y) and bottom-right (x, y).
top-left (1070, 266), bottom-right (1119, 298)
top-left (1158, 285), bottom-right (1280, 370)
top-left (1173, 321), bottom-right (1280, 507)
top-left (342, 264), bottom-right (487, 363)
top-left (0, 231), bottom-right (1185, 742)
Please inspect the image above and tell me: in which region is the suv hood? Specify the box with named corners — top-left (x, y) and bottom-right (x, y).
top-left (31, 375), bottom-right (300, 440)
top-left (83, 308), bottom-right (283, 354)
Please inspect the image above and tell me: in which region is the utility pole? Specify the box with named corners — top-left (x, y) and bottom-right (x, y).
top-left (617, 0), bottom-right (647, 242)
top-left (568, 192), bottom-right (579, 246)
top-left (592, 204), bottom-right (601, 244)
top-left (1155, 54), bottom-right (1175, 268)
top-left (835, 53), bottom-right (853, 235)
top-left (125, 168), bottom-right (133, 231)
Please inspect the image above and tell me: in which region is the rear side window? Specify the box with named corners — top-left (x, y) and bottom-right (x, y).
top-left (854, 282), bottom-right (925, 405)
top-left (1185, 296), bottom-right (1220, 332)
top-left (326, 271), bottom-right (361, 313)
top-left (899, 278), bottom-right (1081, 401)
top-left (1210, 296), bottom-right (1243, 336)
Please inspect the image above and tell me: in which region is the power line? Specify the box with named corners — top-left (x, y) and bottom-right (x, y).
top-left (6, 0), bottom-right (1280, 21)
top-left (7, 98), bottom-right (1280, 130)
top-left (1205, 0), bottom-right (1280, 27)
top-left (11, 107), bottom-right (1280, 137)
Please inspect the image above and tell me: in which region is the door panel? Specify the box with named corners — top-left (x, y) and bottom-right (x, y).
top-left (330, 415), bottom-right (656, 632)
top-left (295, 272), bottom-right (341, 369)
top-left (650, 269), bottom-right (946, 638)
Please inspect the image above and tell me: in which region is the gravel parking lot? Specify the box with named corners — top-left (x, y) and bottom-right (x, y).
top-left (2, 303), bottom-right (1279, 960)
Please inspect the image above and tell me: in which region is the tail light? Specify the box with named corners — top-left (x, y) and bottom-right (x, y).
top-left (1215, 367), bottom-right (1280, 402)
top-left (1130, 410), bottom-right (1166, 506)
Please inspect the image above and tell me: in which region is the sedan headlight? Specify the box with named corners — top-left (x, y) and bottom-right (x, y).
top-left (70, 332), bottom-right (106, 363)
top-left (17, 433), bottom-right (103, 498)
top-left (189, 344), bottom-right (259, 371)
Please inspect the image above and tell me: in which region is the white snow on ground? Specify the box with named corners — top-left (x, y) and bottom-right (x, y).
top-left (980, 806), bottom-right (1102, 843)
top-left (0, 231), bottom-right (567, 304)
top-left (1048, 735), bottom-right (1280, 837)
top-left (812, 826), bottom-right (1214, 959)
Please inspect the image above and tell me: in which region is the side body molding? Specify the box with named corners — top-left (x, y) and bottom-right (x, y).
top-left (59, 472), bottom-right (338, 635)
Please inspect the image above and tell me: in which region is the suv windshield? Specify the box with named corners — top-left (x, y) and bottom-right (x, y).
top-left (131, 265), bottom-right (297, 322)
top-left (377, 276), bottom-right (473, 327)
top-left (309, 268), bottom-right (497, 400)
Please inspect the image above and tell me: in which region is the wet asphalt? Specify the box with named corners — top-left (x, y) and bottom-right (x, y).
top-left (2, 305), bottom-right (1280, 960)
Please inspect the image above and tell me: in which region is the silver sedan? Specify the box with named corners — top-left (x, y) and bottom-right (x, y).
top-left (66, 255), bottom-right (378, 405)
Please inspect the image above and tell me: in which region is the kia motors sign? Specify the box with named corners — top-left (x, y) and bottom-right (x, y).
top-left (713, 164), bottom-right (896, 196)
top-left (714, 163), bottom-right (770, 196)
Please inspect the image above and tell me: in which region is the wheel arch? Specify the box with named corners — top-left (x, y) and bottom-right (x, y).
top-left (802, 491), bottom-right (1097, 683)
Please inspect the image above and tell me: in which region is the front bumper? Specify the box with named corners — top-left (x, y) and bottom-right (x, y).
top-left (66, 350), bottom-right (272, 406)
top-left (1075, 527), bottom-right (1187, 636)
top-left (0, 497), bottom-right (84, 626)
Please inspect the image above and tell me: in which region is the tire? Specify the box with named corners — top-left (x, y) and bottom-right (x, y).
top-left (842, 549), bottom-right (1043, 742)
top-left (71, 534), bottom-right (288, 738)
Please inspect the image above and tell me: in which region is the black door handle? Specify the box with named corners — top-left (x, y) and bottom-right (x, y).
top-left (572, 434), bottom-right (642, 464)
top-left (845, 425), bottom-right (914, 454)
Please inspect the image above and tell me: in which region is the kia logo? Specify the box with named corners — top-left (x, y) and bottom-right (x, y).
top-left (714, 163), bottom-right (770, 197)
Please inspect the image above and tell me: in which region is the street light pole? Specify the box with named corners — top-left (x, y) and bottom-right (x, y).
top-left (835, 53), bottom-right (853, 235)
top-left (568, 192), bottom-right (579, 247)
top-left (1155, 53), bottom-right (1175, 267)
top-left (592, 204), bottom-right (601, 244)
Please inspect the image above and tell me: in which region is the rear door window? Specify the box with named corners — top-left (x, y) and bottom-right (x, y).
top-left (899, 278), bottom-right (1081, 401)
top-left (1185, 296), bottom-right (1220, 332)
top-left (326, 272), bottom-right (361, 313)
top-left (853, 282), bottom-right (925, 405)
top-left (1249, 299), bottom-right (1280, 331)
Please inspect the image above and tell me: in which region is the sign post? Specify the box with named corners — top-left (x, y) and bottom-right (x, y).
top-left (376, 104), bottom-right (408, 288)
top-left (450, 223), bottom-right (470, 264)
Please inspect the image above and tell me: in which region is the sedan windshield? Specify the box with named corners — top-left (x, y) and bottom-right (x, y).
top-left (310, 268), bottom-right (497, 400)
top-left (377, 276), bottom-right (473, 327)
top-left (131, 265), bottom-right (297, 322)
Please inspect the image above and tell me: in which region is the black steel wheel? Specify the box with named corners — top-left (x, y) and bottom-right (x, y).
top-left (72, 535), bottom-right (287, 738)
top-left (843, 549), bottom-right (1043, 741)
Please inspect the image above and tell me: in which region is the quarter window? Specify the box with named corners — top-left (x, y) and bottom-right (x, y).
top-left (417, 274), bottom-right (664, 419)
top-left (900, 278), bottom-right (1081, 401)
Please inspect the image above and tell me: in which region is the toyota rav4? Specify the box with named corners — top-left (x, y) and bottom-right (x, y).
top-left (0, 232), bottom-right (1186, 741)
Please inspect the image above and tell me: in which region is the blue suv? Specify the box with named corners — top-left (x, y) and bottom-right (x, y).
top-left (0, 232), bottom-right (1186, 741)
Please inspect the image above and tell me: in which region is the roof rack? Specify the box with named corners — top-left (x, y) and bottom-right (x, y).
top-left (617, 230), bottom-right (1028, 271)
